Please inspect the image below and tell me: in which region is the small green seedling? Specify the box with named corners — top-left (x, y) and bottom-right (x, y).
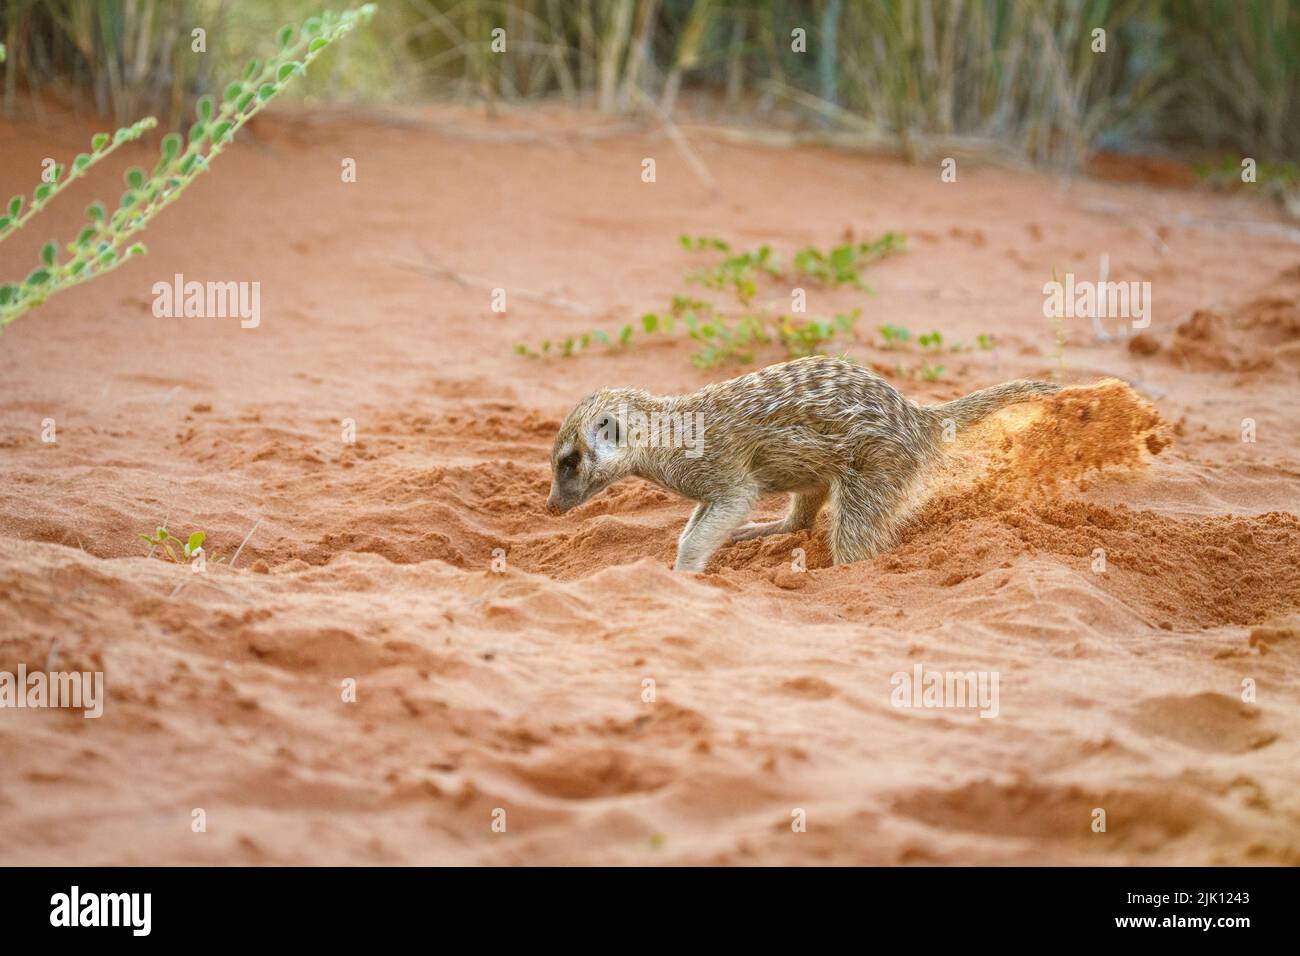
top-left (686, 244), bottom-right (780, 304)
top-left (879, 324), bottom-right (911, 349)
top-left (778, 309), bottom-right (861, 358)
top-left (678, 235), bottom-right (731, 253)
top-left (919, 363), bottom-right (946, 382)
top-left (141, 527), bottom-right (224, 564)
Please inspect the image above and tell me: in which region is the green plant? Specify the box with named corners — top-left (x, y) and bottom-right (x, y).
top-left (687, 312), bottom-right (770, 368)
top-left (792, 233), bottom-right (905, 288)
top-left (0, 5), bottom-right (376, 330)
top-left (0, 117), bottom-right (157, 240)
top-left (879, 324), bottom-right (911, 349)
top-left (684, 240), bottom-right (781, 304)
top-left (918, 363), bottom-right (946, 382)
top-left (141, 527), bottom-right (223, 564)
top-left (678, 235), bottom-right (731, 253)
top-left (918, 330), bottom-right (943, 350)
top-left (778, 310), bottom-right (861, 358)
top-left (520, 233), bottom-right (900, 368)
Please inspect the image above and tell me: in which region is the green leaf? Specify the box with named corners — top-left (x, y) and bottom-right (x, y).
top-left (277, 61), bottom-right (301, 82)
top-left (125, 166), bottom-right (145, 190)
top-left (74, 152), bottom-right (92, 171)
top-left (243, 58), bottom-right (261, 81)
top-left (179, 154), bottom-right (198, 175)
top-left (309, 37), bottom-right (329, 53)
top-left (25, 268), bottom-right (51, 286)
top-left (277, 24), bottom-right (295, 48)
top-left (92, 133), bottom-right (109, 151)
top-left (41, 241), bottom-right (56, 266)
top-left (0, 216), bottom-right (9, 232)
top-left (69, 260), bottom-right (87, 276)
top-left (197, 95), bottom-right (214, 121)
top-left (211, 122), bottom-right (232, 144)
top-left (161, 133), bottom-right (181, 161)
top-left (641, 312), bottom-right (658, 333)
top-left (86, 201), bottom-right (105, 221)
top-left (257, 84), bottom-right (277, 101)
top-left (34, 184), bottom-right (51, 202)
top-left (7, 195), bottom-right (20, 217)
top-left (223, 81), bottom-right (243, 103)
top-left (75, 226), bottom-right (96, 246)
top-left (187, 531), bottom-right (205, 553)
top-left (0, 285), bottom-right (16, 305)
top-left (120, 190), bottom-right (137, 210)
top-left (302, 16), bottom-right (322, 37)
top-left (127, 243), bottom-right (146, 257)
top-left (236, 91), bottom-right (255, 111)
top-left (188, 122), bottom-right (207, 144)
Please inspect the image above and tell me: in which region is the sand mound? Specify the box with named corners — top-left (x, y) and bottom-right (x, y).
top-left (1129, 285), bottom-right (1300, 373)
top-left (885, 382), bottom-right (1300, 628)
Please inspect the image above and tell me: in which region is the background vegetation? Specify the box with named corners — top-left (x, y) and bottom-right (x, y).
top-left (1, 0), bottom-right (1296, 168)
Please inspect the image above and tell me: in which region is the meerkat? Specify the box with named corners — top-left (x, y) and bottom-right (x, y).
top-left (546, 355), bottom-right (1059, 572)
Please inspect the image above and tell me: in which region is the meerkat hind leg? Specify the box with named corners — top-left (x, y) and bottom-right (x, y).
top-left (730, 486), bottom-right (829, 541)
top-left (828, 474), bottom-right (903, 565)
top-left (675, 495), bottom-right (755, 572)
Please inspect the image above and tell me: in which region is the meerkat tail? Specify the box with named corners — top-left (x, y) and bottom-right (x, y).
top-left (926, 380), bottom-right (1060, 428)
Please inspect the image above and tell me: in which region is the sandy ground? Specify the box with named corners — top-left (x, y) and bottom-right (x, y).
top-left (1, 103), bottom-right (1298, 865)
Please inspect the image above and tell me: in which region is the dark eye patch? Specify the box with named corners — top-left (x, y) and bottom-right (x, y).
top-left (558, 451), bottom-right (580, 475)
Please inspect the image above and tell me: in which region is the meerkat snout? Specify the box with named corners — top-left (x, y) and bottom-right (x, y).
top-left (546, 402), bottom-right (628, 514)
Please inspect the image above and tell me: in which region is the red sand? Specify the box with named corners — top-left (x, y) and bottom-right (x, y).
top-left (1, 104), bottom-right (1298, 864)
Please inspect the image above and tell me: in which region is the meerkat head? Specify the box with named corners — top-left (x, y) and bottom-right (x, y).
top-left (546, 389), bottom-right (640, 515)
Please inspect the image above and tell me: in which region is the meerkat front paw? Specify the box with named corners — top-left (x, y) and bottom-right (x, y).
top-left (730, 520), bottom-right (787, 542)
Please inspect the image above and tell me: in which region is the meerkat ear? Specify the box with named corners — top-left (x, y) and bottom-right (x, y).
top-left (589, 412), bottom-right (621, 456)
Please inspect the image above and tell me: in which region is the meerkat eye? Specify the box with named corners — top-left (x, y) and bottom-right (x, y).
top-left (559, 451), bottom-right (581, 473)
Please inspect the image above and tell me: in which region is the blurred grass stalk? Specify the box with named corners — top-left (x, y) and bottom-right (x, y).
top-left (0, 0), bottom-right (1295, 165)
top-left (1, 0), bottom-right (221, 125)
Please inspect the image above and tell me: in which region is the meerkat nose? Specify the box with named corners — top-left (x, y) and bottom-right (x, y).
top-left (546, 497), bottom-right (562, 516)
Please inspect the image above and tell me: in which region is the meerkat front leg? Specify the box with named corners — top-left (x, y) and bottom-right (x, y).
top-left (731, 486), bottom-right (829, 541)
top-left (674, 495), bottom-right (755, 572)
top-left (680, 503), bottom-right (709, 541)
